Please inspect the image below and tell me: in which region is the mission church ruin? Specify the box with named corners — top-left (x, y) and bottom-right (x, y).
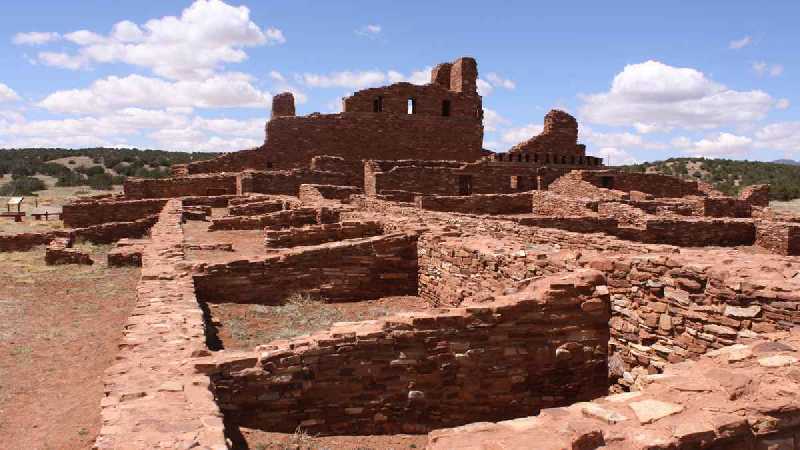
top-left (5, 56), bottom-right (800, 449)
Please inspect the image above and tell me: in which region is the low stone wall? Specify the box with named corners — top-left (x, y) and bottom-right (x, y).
top-left (427, 332), bottom-right (800, 450)
top-left (598, 202), bottom-right (647, 227)
top-left (587, 253), bottom-right (800, 378)
top-left (202, 270), bottom-right (610, 435)
top-left (513, 216), bottom-right (619, 234)
top-left (0, 230), bottom-right (71, 252)
top-left (531, 191), bottom-right (597, 216)
top-left (62, 198), bottom-right (166, 228)
top-left (193, 233), bottom-right (419, 304)
top-left (72, 215), bottom-right (157, 244)
top-left (417, 235), bottom-right (574, 307)
top-left (614, 217), bottom-right (756, 247)
top-left (415, 192), bottom-right (533, 215)
top-left (298, 184), bottom-right (362, 203)
top-left (94, 200), bottom-right (226, 449)
top-left (124, 173), bottom-right (239, 199)
top-left (45, 238), bottom-right (93, 265)
top-left (242, 169), bottom-right (352, 196)
top-left (208, 207), bottom-right (341, 231)
top-left (756, 221), bottom-right (800, 255)
top-left (107, 238), bottom-right (147, 267)
top-left (227, 199), bottom-right (286, 216)
top-left (264, 220), bottom-right (383, 248)
top-left (701, 196), bottom-right (752, 218)
top-left (182, 194), bottom-right (240, 208)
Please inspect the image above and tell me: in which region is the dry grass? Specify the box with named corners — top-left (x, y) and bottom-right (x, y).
top-left (771, 199), bottom-right (800, 214)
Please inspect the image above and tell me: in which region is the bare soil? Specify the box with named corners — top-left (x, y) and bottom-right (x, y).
top-left (0, 245), bottom-right (139, 449)
top-left (237, 428), bottom-right (428, 450)
top-left (207, 295), bottom-right (428, 351)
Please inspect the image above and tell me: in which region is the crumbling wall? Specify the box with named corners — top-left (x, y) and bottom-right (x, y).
top-left (0, 230), bottom-right (71, 252)
top-left (531, 191), bottom-right (597, 216)
top-left (309, 156), bottom-right (364, 186)
top-left (264, 220), bottom-right (382, 248)
top-left (227, 199), bottom-right (286, 216)
top-left (208, 207), bottom-right (340, 231)
top-left (739, 184), bottom-right (770, 207)
top-left (298, 184), bottom-right (362, 203)
top-left (701, 196), bottom-right (752, 218)
top-left (193, 233), bottom-right (419, 304)
top-left (506, 110), bottom-right (586, 158)
top-left (62, 198), bottom-right (166, 228)
top-left (548, 172), bottom-right (628, 201)
top-left (563, 170), bottom-right (703, 198)
top-left (756, 221), bottom-right (800, 255)
top-left (598, 202), bottom-right (647, 227)
top-left (72, 216), bottom-right (157, 244)
top-left (427, 332), bottom-right (800, 450)
top-left (205, 270), bottom-right (609, 435)
top-left (415, 192), bottom-right (533, 214)
top-left (242, 169), bottom-right (352, 195)
top-left (182, 147), bottom-right (270, 175)
top-left (613, 217), bottom-right (755, 247)
top-left (124, 174), bottom-right (239, 199)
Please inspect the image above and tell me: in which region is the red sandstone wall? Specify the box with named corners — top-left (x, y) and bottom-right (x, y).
top-left (264, 220), bottom-right (382, 248)
top-left (242, 169), bottom-right (352, 195)
top-left (576, 170), bottom-right (703, 198)
top-left (612, 217), bottom-right (755, 247)
top-left (124, 174), bottom-right (239, 199)
top-left (415, 192), bottom-right (533, 214)
top-left (531, 191), bottom-right (597, 216)
top-left (298, 184), bottom-right (362, 203)
top-left (756, 221), bottom-right (800, 255)
top-left (193, 233), bottom-right (419, 304)
top-left (62, 198), bottom-right (167, 228)
top-left (209, 207), bottom-right (340, 231)
top-left (206, 270), bottom-right (610, 435)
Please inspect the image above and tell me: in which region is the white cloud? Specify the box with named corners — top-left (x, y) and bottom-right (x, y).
top-left (755, 122), bottom-right (800, 153)
top-left (580, 60), bottom-right (775, 130)
top-left (38, 52), bottom-right (88, 70)
top-left (753, 61), bottom-right (784, 77)
top-left (483, 108), bottom-right (510, 132)
top-left (729, 35), bottom-right (752, 50)
top-left (0, 83), bottom-right (21, 102)
top-left (673, 132), bottom-right (754, 158)
top-left (38, 72), bottom-right (270, 114)
top-left (476, 79), bottom-right (493, 96)
top-left (31, 0), bottom-right (284, 80)
top-left (597, 147), bottom-right (639, 165)
top-left (301, 70), bottom-right (387, 89)
top-left (485, 72), bottom-right (515, 90)
top-left (356, 24), bottom-right (382, 36)
top-left (776, 98), bottom-right (791, 110)
top-left (12, 31), bottom-right (60, 45)
top-left (501, 123), bottom-right (544, 144)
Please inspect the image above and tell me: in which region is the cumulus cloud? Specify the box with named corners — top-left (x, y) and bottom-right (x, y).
top-left (299, 67), bottom-right (431, 90)
top-left (729, 35), bottom-right (752, 50)
top-left (12, 31), bottom-right (60, 45)
top-left (673, 132), bottom-right (754, 158)
top-left (753, 61), bottom-right (784, 77)
top-left (579, 60), bottom-right (775, 131)
top-left (356, 24), bottom-right (382, 37)
top-left (596, 147), bottom-right (639, 165)
top-left (485, 73), bottom-right (515, 90)
top-left (0, 107), bottom-right (264, 151)
top-left (501, 123), bottom-right (544, 144)
top-left (483, 108), bottom-right (510, 132)
top-left (0, 83), bottom-right (21, 102)
top-left (755, 122), bottom-right (800, 153)
top-left (30, 0), bottom-right (284, 80)
top-left (38, 72), bottom-right (270, 114)
top-left (776, 98), bottom-right (791, 110)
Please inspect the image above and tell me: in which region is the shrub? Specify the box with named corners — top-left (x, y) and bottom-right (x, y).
top-left (0, 176), bottom-right (47, 195)
top-left (87, 173), bottom-right (114, 190)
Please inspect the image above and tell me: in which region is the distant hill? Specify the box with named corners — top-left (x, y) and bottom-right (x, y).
top-left (773, 159), bottom-right (800, 166)
top-left (0, 147), bottom-right (219, 195)
top-left (620, 157), bottom-right (800, 201)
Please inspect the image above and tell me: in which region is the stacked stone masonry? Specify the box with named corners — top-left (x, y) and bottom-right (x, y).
top-left (201, 269), bottom-right (610, 435)
top-left (208, 207), bottom-right (342, 231)
top-left (264, 220), bottom-right (383, 248)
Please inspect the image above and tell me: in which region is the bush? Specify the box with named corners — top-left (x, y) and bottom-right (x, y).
top-left (0, 176), bottom-right (47, 195)
top-left (87, 173), bottom-right (114, 190)
top-left (56, 172), bottom-right (87, 187)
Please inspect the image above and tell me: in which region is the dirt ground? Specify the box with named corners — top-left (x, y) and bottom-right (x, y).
top-left (236, 428), bottom-right (428, 450)
top-left (206, 295), bottom-right (428, 351)
top-left (0, 245), bottom-right (139, 450)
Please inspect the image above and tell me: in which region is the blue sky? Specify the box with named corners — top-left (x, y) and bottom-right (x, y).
top-left (1, 0), bottom-right (798, 163)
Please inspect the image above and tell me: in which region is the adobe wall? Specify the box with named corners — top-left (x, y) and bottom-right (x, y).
top-left (124, 174), bottom-right (239, 199)
top-left (204, 269), bottom-right (610, 435)
top-left (756, 221), bottom-right (800, 255)
top-left (427, 332), bottom-right (800, 450)
top-left (208, 206), bottom-right (341, 231)
top-left (94, 199), bottom-right (226, 449)
top-left (264, 220), bottom-right (383, 248)
top-left (62, 198), bottom-right (166, 228)
top-left (193, 233), bottom-right (419, 304)
top-left (415, 192), bottom-right (533, 215)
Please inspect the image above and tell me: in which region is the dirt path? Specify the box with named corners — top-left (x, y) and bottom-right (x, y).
top-left (0, 246), bottom-right (138, 450)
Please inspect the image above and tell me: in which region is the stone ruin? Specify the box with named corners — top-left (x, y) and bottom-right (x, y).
top-left (4, 56), bottom-right (800, 449)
